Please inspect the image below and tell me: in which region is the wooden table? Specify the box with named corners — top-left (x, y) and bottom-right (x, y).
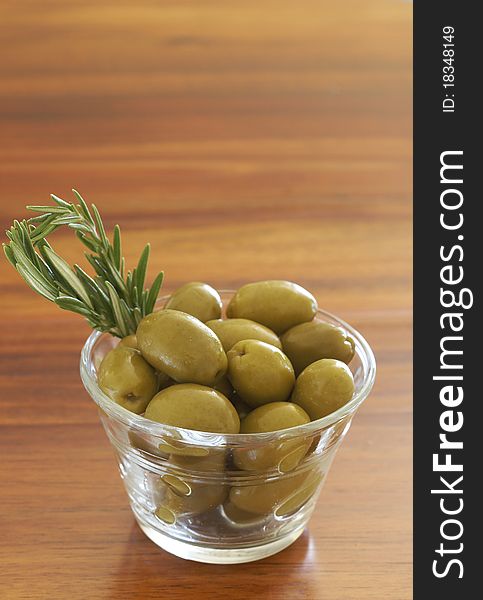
top-left (0, 1), bottom-right (412, 598)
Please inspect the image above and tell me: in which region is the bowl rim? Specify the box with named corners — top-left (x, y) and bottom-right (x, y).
top-left (80, 291), bottom-right (376, 444)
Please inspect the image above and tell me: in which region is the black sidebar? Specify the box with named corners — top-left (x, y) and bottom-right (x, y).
top-left (414, 2), bottom-right (479, 597)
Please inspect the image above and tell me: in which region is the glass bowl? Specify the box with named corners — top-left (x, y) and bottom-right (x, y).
top-left (80, 291), bottom-right (376, 564)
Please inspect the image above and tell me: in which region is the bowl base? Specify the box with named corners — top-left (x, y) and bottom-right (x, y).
top-left (135, 516), bottom-right (305, 564)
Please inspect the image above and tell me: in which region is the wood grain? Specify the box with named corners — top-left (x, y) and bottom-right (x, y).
top-left (0, 1), bottom-right (412, 598)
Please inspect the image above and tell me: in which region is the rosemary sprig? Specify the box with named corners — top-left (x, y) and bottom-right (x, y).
top-left (3, 190), bottom-right (164, 337)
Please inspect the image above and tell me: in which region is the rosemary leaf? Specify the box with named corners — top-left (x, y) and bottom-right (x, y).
top-left (74, 265), bottom-right (112, 311)
top-left (3, 243), bottom-right (16, 267)
top-left (34, 252), bottom-right (57, 284)
top-left (42, 246), bottom-right (94, 309)
top-left (103, 259), bottom-right (128, 298)
top-left (120, 298), bottom-right (136, 332)
top-left (13, 220), bottom-right (25, 244)
top-left (50, 215), bottom-right (83, 226)
top-left (27, 213), bottom-right (52, 225)
top-left (146, 271), bottom-right (164, 313)
top-left (55, 295), bottom-right (93, 318)
top-left (112, 225), bottom-right (121, 270)
top-left (4, 191), bottom-right (164, 337)
top-left (30, 221), bottom-right (59, 244)
top-left (126, 271), bottom-right (134, 295)
top-left (133, 306), bottom-right (143, 326)
top-left (141, 289), bottom-right (148, 314)
top-left (17, 222), bottom-right (40, 267)
top-left (91, 204), bottom-right (109, 250)
top-left (16, 264), bottom-right (57, 301)
top-left (9, 240), bottom-right (57, 295)
top-left (135, 244), bottom-right (150, 304)
top-left (75, 231), bottom-right (99, 252)
top-left (105, 281), bottom-right (129, 337)
top-left (84, 253), bottom-right (110, 279)
top-left (50, 194), bottom-right (72, 208)
top-left (72, 189), bottom-right (95, 226)
top-left (26, 205), bottom-right (67, 214)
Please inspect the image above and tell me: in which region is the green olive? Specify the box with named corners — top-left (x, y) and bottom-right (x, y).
top-left (222, 500), bottom-right (265, 525)
top-left (156, 482), bottom-right (228, 521)
top-left (281, 320), bottom-right (355, 375)
top-left (137, 309), bottom-right (227, 386)
top-left (97, 345), bottom-right (158, 414)
top-left (229, 468), bottom-right (323, 516)
top-left (128, 429), bottom-right (169, 457)
top-left (240, 401), bottom-right (310, 434)
top-left (129, 432), bottom-right (207, 459)
top-left (273, 469), bottom-right (323, 517)
top-left (144, 384), bottom-right (240, 433)
top-left (291, 359), bottom-right (355, 420)
top-left (227, 340), bottom-right (295, 408)
top-left (118, 334), bottom-right (173, 391)
top-left (234, 402), bottom-right (310, 472)
top-left (154, 452), bottom-right (227, 520)
top-left (206, 318), bottom-right (281, 352)
top-left (165, 281), bottom-right (222, 323)
top-left (226, 280), bottom-right (317, 334)
top-left (118, 334), bottom-right (138, 349)
top-left (171, 447), bottom-right (226, 471)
